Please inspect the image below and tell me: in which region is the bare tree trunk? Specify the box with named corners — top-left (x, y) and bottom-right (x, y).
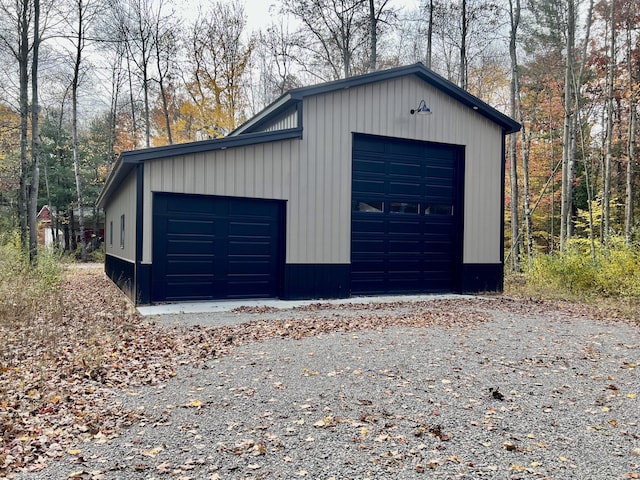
top-left (18, 0), bottom-right (30, 254)
top-left (459, 0), bottom-right (467, 89)
top-left (28, 0), bottom-right (40, 264)
top-left (574, 0), bottom-right (595, 260)
top-left (108, 45), bottom-right (124, 168)
top-left (625, 21), bottom-right (636, 244)
top-left (369, 0), bottom-right (376, 71)
top-left (426, 0), bottom-right (433, 69)
top-left (603, 0), bottom-right (616, 247)
top-left (560, 0), bottom-right (575, 251)
top-left (124, 48), bottom-right (138, 148)
top-left (153, 5), bottom-right (174, 145)
top-left (72, 0), bottom-right (86, 261)
top-left (508, 0), bottom-right (520, 271)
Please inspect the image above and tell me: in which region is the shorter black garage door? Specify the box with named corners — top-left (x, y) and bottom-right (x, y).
top-left (152, 193), bottom-right (284, 302)
top-left (351, 134), bottom-right (464, 295)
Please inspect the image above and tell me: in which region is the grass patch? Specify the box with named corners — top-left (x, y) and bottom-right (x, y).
top-left (505, 237), bottom-right (640, 322)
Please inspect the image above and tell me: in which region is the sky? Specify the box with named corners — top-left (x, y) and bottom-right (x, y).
top-left (189, 0), bottom-right (422, 33)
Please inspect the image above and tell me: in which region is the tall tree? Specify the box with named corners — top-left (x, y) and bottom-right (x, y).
top-left (602, 0), bottom-right (616, 245)
top-left (367, 0), bottom-right (395, 72)
top-left (280, 0), bottom-right (369, 79)
top-left (508, 0), bottom-right (521, 270)
top-left (151, 0), bottom-right (178, 145)
top-left (425, 0), bottom-right (434, 68)
top-left (67, 0), bottom-right (100, 261)
top-left (182, 1), bottom-right (252, 138)
top-left (0, 0), bottom-right (43, 260)
top-left (559, 0), bottom-right (576, 249)
top-left (623, 1), bottom-right (637, 244)
top-left (28, 0), bottom-right (40, 261)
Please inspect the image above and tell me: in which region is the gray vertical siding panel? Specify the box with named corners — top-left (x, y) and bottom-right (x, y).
top-left (105, 169), bottom-right (137, 262)
top-left (260, 105), bottom-right (298, 132)
top-left (298, 74), bottom-right (504, 265)
top-left (142, 139), bottom-right (298, 263)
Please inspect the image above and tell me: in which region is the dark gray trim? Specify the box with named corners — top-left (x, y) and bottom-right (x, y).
top-left (105, 254), bottom-right (135, 302)
top-left (500, 132), bottom-right (507, 264)
top-left (135, 163), bottom-right (148, 304)
top-left (122, 128), bottom-right (302, 163)
top-left (137, 263), bottom-right (151, 305)
top-left (461, 263), bottom-right (503, 293)
top-left (283, 264), bottom-right (350, 300)
top-left (233, 63), bottom-right (521, 136)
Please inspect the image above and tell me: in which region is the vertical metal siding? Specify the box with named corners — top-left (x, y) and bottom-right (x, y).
top-left (105, 169), bottom-right (137, 262)
top-left (142, 74), bottom-right (504, 266)
top-left (299, 75), bottom-right (503, 265)
top-left (259, 105), bottom-right (298, 132)
top-left (142, 139), bottom-right (298, 263)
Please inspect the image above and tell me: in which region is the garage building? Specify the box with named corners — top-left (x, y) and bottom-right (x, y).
top-left (97, 63), bottom-right (520, 305)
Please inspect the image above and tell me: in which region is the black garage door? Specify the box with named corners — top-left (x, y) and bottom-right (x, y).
top-left (351, 134), bottom-right (464, 295)
top-left (152, 193), bottom-right (284, 302)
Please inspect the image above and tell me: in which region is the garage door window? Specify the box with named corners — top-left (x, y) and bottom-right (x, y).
top-left (424, 204), bottom-right (454, 216)
top-left (390, 202), bottom-right (419, 214)
top-left (353, 200), bottom-right (384, 213)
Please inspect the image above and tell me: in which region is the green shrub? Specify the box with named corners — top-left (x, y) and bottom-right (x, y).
top-left (523, 236), bottom-right (640, 299)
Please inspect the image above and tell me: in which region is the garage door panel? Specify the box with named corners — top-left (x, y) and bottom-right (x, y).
top-left (353, 158), bottom-right (387, 173)
top-left (153, 193), bottom-right (283, 302)
top-left (352, 134), bottom-right (463, 295)
top-left (388, 161), bottom-right (422, 176)
top-left (424, 165), bottom-right (455, 179)
top-left (352, 240), bottom-right (386, 254)
top-left (388, 240), bottom-right (421, 253)
top-left (229, 221), bottom-right (273, 236)
top-left (166, 217), bottom-right (215, 232)
top-left (228, 260), bottom-right (273, 273)
top-left (388, 181), bottom-right (422, 196)
top-left (229, 239), bottom-right (274, 255)
top-left (164, 258), bottom-right (215, 275)
top-left (353, 178), bottom-right (386, 195)
top-left (165, 237), bottom-right (216, 255)
top-left (164, 283), bottom-right (216, 302)
top-left (388, 218), bottom-right (421, 230)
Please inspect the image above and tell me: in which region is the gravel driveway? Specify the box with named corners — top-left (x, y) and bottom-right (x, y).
top-left (13, 297), bottom-right (640, 480)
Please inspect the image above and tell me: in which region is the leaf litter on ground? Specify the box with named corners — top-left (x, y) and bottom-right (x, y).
top-left (1, 266), bottom-right (638, 477)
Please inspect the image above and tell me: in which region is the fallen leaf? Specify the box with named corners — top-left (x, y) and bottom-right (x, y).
top-left (141, 447), bottom-right (163, 457)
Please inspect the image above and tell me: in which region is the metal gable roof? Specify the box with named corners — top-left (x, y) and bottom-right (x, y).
top-left (231, 62), bottom-right (521, 136)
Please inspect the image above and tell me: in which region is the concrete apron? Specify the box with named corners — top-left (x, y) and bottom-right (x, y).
top-left (137, 294), bottom-right (478, 316)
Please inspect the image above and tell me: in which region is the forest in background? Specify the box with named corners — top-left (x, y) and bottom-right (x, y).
top-left (0, 0), bottom-right (638, 278)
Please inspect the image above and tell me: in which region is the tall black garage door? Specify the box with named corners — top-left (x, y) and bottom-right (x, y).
top-left (351, 134), bottom-right (464, 295)
top-left (152, 193), bottom-right (284, 302)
